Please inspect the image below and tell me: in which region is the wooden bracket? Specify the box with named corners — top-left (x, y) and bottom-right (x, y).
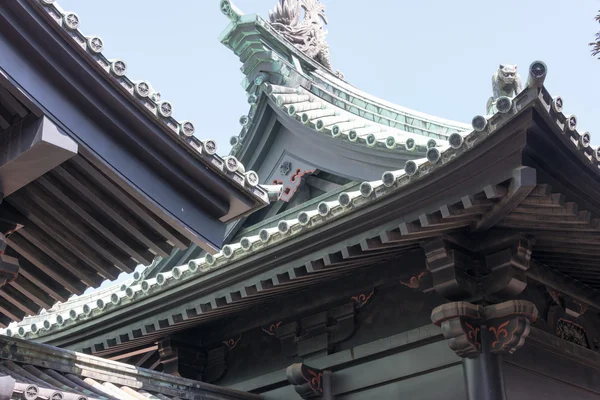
top-left (286, 363), bottom-right (334, 399)
top-left (431, 300), bottom-right (538, 358)
top-left (422, 233), bottom-right (534, 301)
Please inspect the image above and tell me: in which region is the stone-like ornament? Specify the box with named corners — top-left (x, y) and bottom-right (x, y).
top-left (269, 0), bottom-right (343, 78)
top-left (487, 64), bottom-right (522, 114)
top-left (492, 64), bottom-right (522, 100)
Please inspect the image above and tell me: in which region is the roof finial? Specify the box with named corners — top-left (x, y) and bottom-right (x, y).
top-left (269, 0), bottom-right (343, 78)
top-left (220, 0), bottom-right (244, 22)
top-left (487, 64), bottom-right (522, 114)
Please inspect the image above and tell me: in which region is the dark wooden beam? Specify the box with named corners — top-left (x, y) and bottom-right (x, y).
top-left (7, 234), bottom-right (86, 295)
top-left (0, 107), bottom-right (10, 130)
top-left (5, 248), bottom-right (69, 303)
top-left (0, 285), bottom-right (37, 316)
top-left (130, 349), bottom-right (158, 368)
top-left (473, 167), bottom-right (537, 232)
top-left (36, 175), bottom-right (155, 265)
top-left (21, 182), bottom-right (136, 273)
top-left (0, 85), bottom-right (27, 118)
top-left (8, 191), bottom-right (121, 280)
top-left (0, 115), bottom-right (77, 198)
top-left (108, 345), bottom-right (158, 362)
top-left (0, 298), bottom-right (25, 322)
top-left (70, 156), bottom-right (191, 250)
top-left (0, 71), bottom-right (41, 117)
top-left (16, 225), bottom-right (102, 287)
top-left (52, 164), bottom-right (171, 259)
top-left (9, 275), bottom-right (54, 309)
top-left (0, 232), bottom-right (18, 290)
top-left (526, 260), bottom-right (600, 312)
top-left (149, 357), bottom-right (162, 371)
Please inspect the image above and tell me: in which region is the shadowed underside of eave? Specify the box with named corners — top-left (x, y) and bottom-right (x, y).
top-left (36, 173), bottom-right (600, 358)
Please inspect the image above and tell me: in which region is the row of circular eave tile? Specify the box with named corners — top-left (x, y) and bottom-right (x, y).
top-left (0, 113), bottom-right (484, 339)
top-left (34, 0), bottom-right (270, 201)
top-left (261, 82), bottom-right (453, 153)
top-left (5, 89), bottom-right (597, 340)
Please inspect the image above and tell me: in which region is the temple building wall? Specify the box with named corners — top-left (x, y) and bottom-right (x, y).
top-left (215, 273), bottom-right (445, 387)
top-left (504, 343), bottom-right (600, 398)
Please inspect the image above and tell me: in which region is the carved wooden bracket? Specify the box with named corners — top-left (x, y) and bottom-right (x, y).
top-left (482, 235), bottom-right (533, 298)
top-left (546, 287), bottom-right (589, 318)
top-left (431, 300), bottom-right (538, 358)
top-left (286, 363), bottom-right (327, 399)
top-left (422, 234), bottom-right (534, 301)
top-left (421, 238), bottom-right (478, 300)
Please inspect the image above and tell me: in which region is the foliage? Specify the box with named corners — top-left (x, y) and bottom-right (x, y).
top-left (590, 11), bottom-right (600, 58)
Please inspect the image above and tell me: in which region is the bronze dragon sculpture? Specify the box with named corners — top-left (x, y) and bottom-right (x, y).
top-left (269, 0), bottom-right (342, 78)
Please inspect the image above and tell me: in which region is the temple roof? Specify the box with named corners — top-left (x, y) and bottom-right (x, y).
top-left (220, 0), bottom-right (470, 161)
top-left (30, 0), bottom-right (278, 211)
top-left (7, 60), bottom-right (600, 350)
top-left (0, 335), bottom-right (257, 399)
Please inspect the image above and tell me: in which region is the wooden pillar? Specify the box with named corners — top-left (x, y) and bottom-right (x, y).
top-left (322, 370), bottom-right (334, 400)
top-left (431, 300), bottom-right (538, 400)
top-left (463, 327), bottom-right (507, 400)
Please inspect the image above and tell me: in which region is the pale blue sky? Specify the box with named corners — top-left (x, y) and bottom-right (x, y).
top-left (58, 0), bottom-right (600, 152)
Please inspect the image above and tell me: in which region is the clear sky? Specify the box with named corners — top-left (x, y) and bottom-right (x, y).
top-left (57, 0), bottom-right (600, 152)
top-left (52, 0), bottom-right (600, 296)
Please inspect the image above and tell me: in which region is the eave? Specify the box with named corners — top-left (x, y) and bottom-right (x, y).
top-left (2, 0), bottom-right (273, 232)
top-left (11, 67), bottom-right (600, 355)
top-left (0, 0), bottom-right (283, 326)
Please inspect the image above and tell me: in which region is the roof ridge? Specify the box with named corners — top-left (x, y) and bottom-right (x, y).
top-left (312, 69), bottom-right (472, 130)
top-left (264, 83), bottom-right (451, 153)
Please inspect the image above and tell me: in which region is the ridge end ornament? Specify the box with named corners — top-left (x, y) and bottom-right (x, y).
top-left (269, 0), bottom-right (344, 78)
top-left (487, 64), bottom-right (522, 114)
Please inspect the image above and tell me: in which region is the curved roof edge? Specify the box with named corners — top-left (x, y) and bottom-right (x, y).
top-left (6, 62), bottom-right (598, 343)
top-left (28, 0), bottom-right (277, 209)
top-left (219, 0), bottom-right (470, 159)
